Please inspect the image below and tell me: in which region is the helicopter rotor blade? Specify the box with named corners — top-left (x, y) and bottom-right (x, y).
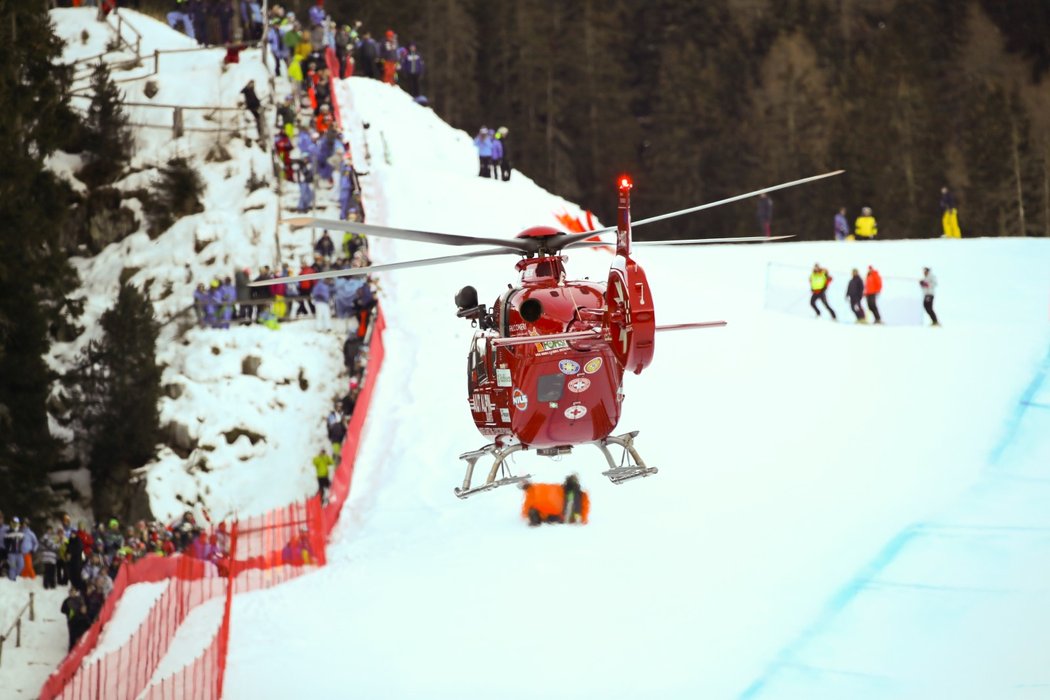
top-left (655, 321), bottom-right (728, 331)
top-left (567, 234), bottom-right (795, 249)
top-left (285, 216), bottom-right (536, 252)
top-left (559, 170), bottom-right (844, 247)
top-left (247, 247), bottom-right (521, 287)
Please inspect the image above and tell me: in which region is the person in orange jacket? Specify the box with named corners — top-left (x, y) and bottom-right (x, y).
top-left (521, 475), bottom-right (589, 526)
top-left (864, 265), bottom-right (883, 324)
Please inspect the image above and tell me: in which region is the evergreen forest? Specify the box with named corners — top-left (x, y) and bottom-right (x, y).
top-left (305, 0), bottom-right (1050, 241)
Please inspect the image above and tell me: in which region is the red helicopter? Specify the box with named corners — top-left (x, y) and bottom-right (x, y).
top-left (266, 171), bottom-right (841, 497)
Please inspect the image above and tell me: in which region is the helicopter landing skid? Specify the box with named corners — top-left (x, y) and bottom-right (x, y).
top-left (597, 431), bottom-right (659, 485)
top-left (455, 444), bottom-right (532, 499)
top-left (454, 432), bottom-right (657, 498)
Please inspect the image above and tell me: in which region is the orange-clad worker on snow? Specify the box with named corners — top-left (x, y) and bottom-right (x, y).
top-left (521, 474), bottom-right (589, 526)
top-left (864, 265), bottom-right (883, 324)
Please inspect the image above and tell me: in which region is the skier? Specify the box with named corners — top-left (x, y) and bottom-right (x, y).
top-left (865, 265), bottom-right (883, 324)
top-left (940, 186), bottom-right (961, 238)
top-left (490, 133), bottom-right (504, 181)
top-left (919, 266), bottom-right (939, 326)
top-left (854, 207), bottom-right (878, 240)
top-left (846, 268), bottom-right (866, 322)
top-left (809, 264), bottom-right (837, 320)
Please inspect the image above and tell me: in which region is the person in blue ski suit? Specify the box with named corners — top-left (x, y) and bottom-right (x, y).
top-left (193, 283), bottom-right (210, 326)
top-left (474, 127), bottom-right (493, 178)
top-left (167, 0), bottom-right (196, 40)
top-left (218, 277), bottom-right (237, 328)
top-left (315, 131), bottom-right (337, 185)
top-left (333, 277), bottom-right (364, 318)
top-left (296, 159), bottom-right (315, 213)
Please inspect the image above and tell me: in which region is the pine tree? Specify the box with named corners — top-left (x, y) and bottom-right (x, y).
top-left (60, 283), bottom-right (162, 521)
top-left (145, 156), bottom-right (206, 236)
top-left (78, 61), bottom-right (133, 188)
top-left (0, 3), bottom-right (82, 518)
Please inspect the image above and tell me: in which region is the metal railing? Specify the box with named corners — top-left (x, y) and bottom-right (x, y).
top-left (0, 592), bottom-right (36, 667)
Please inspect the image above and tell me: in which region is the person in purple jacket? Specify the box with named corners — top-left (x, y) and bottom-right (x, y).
top-left (311, 278), bottom-right (333, 331)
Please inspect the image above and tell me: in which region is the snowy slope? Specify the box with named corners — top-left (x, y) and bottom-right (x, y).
top-left (216, 78), bottom-right (1050, 699)
top-left (21, 9), bottom-right (1050, 699)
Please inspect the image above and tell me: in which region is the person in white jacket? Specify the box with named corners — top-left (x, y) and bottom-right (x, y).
top-left (920, 267), bottom-right (939, 326)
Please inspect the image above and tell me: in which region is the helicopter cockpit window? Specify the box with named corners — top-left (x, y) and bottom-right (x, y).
top-left (472, 337), bottom-right (489, 385)
top-left (536, 373), bottom-right (565, 402)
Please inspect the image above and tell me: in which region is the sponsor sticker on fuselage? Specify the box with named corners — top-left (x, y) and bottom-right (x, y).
top-left (564, 404), bottom-right (588, 420)
top-left (512, 388), bottom-right (528, 411)
top-left (584, 357), bottom-right (603, 374)
top-left (558, 359), bottom-right (581, 375)
top-left (567, 377), bottom-right (591, 393)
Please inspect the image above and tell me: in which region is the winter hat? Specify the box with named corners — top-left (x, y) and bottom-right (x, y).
top-left (385, 29), bottom-right (394, 39)
top-left (11, 516), bottom-right (19, 524)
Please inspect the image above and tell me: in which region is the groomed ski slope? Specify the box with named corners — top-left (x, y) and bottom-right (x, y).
top-left (213, 79), bottom-right (1050, 698)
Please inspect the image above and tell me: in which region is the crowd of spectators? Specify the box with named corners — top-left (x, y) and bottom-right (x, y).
top-left (1, 510), bottom-right (227, 651)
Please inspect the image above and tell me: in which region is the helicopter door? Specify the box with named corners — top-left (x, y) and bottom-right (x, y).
top-left (468, 336), bottom-right (489, 391)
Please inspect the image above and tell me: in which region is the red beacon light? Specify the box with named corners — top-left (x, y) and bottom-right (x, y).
top-left (619, 174), bottom-right (633, 190)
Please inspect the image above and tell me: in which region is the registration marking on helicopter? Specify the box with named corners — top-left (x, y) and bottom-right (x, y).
top-left (564, 405), bottom-right (587, 420)
top-left (567, 377), bottom-right (591, 393)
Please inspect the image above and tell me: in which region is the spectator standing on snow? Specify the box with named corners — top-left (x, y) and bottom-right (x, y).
top-left (168, 0), bottom-right (197, 40)
top-left (312, 278), bottom-right (333, 331)
top-left (380, 30), bottom-right (400, 84)
top-left (235, 267), bottom-right (251, 320)
top-left (295, 158), bottom-right (315, 212)
top-left (355, 31), bottom-right (379, 80)
top-left (400, 42), bottom-right (425, 97)
top-left (920, 266), bottom-right (939, 326)
top-left (940, 186), bottom-right (961, 238)
top-left (834, 207), bottom-right (849, 241)
top-left (314, 230), bottom-right (335, 263)
top-left (865, 265), bottom-right (883, 324)
top-left (490, 135), bottom-right (504, 181)
top-left (809, 264), bottom-right (836, 320)
top-left (854, 207), bottom-right (877, 240)
top-left (756, 193), bottom-right (773, 238)
top-left (474, 127), bottom-right (494, 178)
top-left (296, 261), bottom-right (317, 317)
top-left (846, 268), bottom-right (866, 323)
top-left (494, 127), bottom-right (512, 181)
top-left (40, 527), bottom-right (62, 589)
top-left (339, 159), bottom-right (360, 220)
top-left (5, 517), bottom-right (25, 580)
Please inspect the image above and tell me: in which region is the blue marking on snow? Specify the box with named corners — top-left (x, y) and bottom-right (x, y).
top-left (989, 346), bottom-right (1050, 465)
top-left (739, 525), bottom-right (921, 700)
top-left (742, 343), bottom-right (1050, 699)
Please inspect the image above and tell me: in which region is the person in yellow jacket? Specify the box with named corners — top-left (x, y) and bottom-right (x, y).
top-left (809, 264), bottom-right (837, 320)
top-left (312, 449), bottom-right (334, 505)
top-left (853, 207), bottom-right (877, 239)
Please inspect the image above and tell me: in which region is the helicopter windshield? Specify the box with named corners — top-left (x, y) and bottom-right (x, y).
top-left (536, 373), bottom-right (564, 402)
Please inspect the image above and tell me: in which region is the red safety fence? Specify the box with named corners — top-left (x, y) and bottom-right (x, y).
top-left (41, 308), bottom-right (387, 700)
top-left (323, 46), bottom-right (343, 129)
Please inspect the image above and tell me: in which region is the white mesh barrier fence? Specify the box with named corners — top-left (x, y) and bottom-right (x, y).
top-left (763, 262), bottom-right (925, 326)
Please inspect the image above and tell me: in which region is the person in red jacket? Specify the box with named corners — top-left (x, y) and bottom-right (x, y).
top-left (864, 265), bottom-right (883, 324)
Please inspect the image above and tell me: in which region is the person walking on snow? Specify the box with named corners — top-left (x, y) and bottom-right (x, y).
top-left (834, 207), bottom-right (849, 241)
top-left (865, 265), bottom-right (883, 324)
top-left (809, 264), bottom-right (837, 320)
top-left (920, 266), bottom-right (939, 326)
top-left (474, 127), bottom-right (494, 177)
top-left (313, 449), bottom-right (334, 505)
top-left (940, 186), bottom-right (961, 238)
top-left (846, 268), bottom-right (866, 322)
top-left (494, 127), bottom-right (512, 181)
top-left (757, 193), bottom-right (773, 238)
top-left (399, 42), bottom-right (425, 98)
